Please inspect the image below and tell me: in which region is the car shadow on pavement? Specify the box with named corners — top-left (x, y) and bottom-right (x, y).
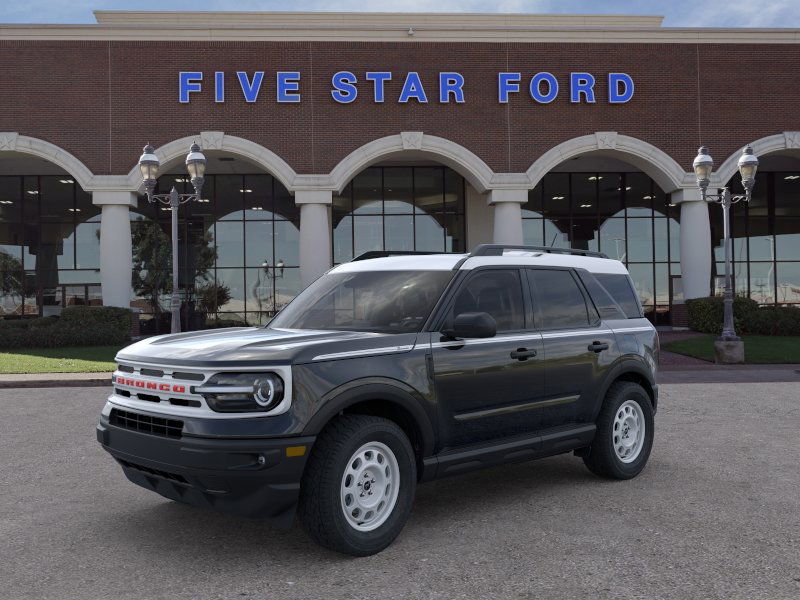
top-left (98, 454), bottom-right (604, 561)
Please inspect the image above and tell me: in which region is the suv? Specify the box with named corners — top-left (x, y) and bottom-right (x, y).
top-left (97, 244), bottom-right (658, 556)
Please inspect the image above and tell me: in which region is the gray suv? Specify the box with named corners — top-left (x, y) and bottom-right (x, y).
top-left (97, 244), bottom-right (658, 556)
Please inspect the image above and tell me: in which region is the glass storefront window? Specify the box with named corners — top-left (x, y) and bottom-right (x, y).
top-left (127, 173), bottom-right (300, 332)
top-left (717, 170), bottom-right (800, 305)
top-left (332, 166), bottom-right (467, 262)
top-left (600, 218), bottom-right (626, 261)
top-left (626, 219), bottom-right (654, 263)
top-left (527, 171), bottom-right (680, 322)
top-left (0, 175), bottom-right (103, 318)
top-left (776, 262), bottom-right (800, 305)
top-left (749, 262), bottom-right (775, 304)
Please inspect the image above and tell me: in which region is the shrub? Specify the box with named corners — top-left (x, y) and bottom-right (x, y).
top-left (686, 296), bottom-right (759, 335)
top-left (747, 306), bottom-right (800, 336)
top-left (204, 317), bottom-right (251, 329)
top-left (0, 306), bottom-right (132, 349)
top-left (687, 296), bottom-right (800, 336)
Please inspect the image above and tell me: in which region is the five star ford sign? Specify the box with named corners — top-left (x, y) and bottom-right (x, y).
top-left (178, 71), bottom-right (635, 104)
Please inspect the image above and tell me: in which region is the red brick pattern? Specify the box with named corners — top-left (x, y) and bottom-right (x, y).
top-left (1, 39), bottom-right (799, 177)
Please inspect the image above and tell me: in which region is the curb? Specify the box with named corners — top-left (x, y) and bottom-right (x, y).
top-left (0, 377), bottom-right (111, 389)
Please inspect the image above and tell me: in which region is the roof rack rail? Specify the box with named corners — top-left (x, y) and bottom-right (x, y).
top-left (351, 250), bottom-right (453, 262)
top-left (469, 244), bottom-right (609, 259)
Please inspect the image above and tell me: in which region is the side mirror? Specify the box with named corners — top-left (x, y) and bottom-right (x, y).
top-left (447, 312), bottom-right (497, 339)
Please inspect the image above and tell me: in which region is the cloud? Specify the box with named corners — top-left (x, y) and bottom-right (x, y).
top-left (1, 0), bottom-right (799, 27)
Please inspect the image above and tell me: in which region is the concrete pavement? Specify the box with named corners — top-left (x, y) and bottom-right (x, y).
top-left (1, 384), bottom-right (799, 599)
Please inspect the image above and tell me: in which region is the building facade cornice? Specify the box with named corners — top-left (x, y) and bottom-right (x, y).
top-left (1, 11), bottom-right (799, 44)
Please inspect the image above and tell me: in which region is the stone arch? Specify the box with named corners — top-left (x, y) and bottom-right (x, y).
top-left (328, 132), bottom-right (496, 194)
top-left (123, 131), bottom-right (298, 192)
top-left (526, 132), bottom-right (691, 193)
top-left (713, 131), bottom-right (800, 186)
top-left (0, 132), bottom-right (95, 190)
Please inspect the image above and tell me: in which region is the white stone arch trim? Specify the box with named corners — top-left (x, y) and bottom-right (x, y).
top-left (713, 132), bottom-right (800, 187)
top-left (123, 132), bottom-right (298, 193)
top-left (0, 132), bottom-right (95, 191)
top-left (526, 132), bottom-right (692, 193)
top-left (329, 132), bottom-right (496, 194)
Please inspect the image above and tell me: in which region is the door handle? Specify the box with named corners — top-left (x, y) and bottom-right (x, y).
top-left (588, 341), bottom-right (609, 352)
top-left (510, 348), bottom-right (537, 361)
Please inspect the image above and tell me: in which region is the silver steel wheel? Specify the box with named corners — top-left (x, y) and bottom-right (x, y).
top-left (613, 399), bottom-right (646, 463)
top-left (340, 441), bottom-right (400, 532)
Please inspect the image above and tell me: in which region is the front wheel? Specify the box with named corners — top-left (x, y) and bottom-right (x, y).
top-left (297, 415), bottom-right (416, 556)
top-left (583, 381), bottom-right (654, 480)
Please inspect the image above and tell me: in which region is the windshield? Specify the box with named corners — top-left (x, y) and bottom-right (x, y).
top-left (269, 270), bottom-right (454, 333)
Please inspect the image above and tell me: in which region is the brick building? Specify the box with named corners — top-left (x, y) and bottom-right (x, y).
top-left (1, 11), bottom-right (799, 331)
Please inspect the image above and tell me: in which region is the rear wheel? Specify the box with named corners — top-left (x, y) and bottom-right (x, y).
top-left (583, 381), bottom-right (654, 479)
top-left (298, 414), bottom-right (416, 556)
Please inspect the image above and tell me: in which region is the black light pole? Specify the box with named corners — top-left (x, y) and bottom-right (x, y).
top-left (692, 145), bottom-right (759, 345)
top-left (138, 142), bottom-right (207, 334)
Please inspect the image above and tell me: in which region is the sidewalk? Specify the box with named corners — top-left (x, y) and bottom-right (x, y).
top-left (1, 364), bottom-right (799, 389)
top-left (0, 372), bottom-right (111, 389)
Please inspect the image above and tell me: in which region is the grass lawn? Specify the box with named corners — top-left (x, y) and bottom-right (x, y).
top-left (0, 345), bottom-right (124, 374)
top-left (663, 335), bottom-right (800, 364)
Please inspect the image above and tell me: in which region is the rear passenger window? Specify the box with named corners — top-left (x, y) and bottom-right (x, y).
top-left (528, 269), bottom-right (591, 329)
top-left (447, 269), bottom-right (525, 331)
top-left (594, 273), bottom-right (643, 319)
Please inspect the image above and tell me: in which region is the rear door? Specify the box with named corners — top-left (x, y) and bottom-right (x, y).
top-left (525, 268), bottom-right (618, 428)
top-left (430, 268), bottom-right (545, 448)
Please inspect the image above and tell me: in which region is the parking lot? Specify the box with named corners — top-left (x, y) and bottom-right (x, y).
top-left (1, 382), bottom-right (798, 600)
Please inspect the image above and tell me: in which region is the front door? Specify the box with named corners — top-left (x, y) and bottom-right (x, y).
top-left (430, 268), bottom-right (545, 448)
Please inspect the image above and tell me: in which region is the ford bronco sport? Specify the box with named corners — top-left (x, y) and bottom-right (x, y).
top-left (97, 244), bottom-right (658, 556)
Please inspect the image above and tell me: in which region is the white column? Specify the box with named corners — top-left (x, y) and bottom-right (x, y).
top-left (487, 189), bottom-right (527, 245)
top-left (94, 191), bottom-right (137, 308)
top-left (673, 188), bottom-right (712, 300)
top-left (296, 190), bottom-right (333, 288)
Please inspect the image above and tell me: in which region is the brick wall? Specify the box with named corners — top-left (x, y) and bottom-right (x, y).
top-left (1, 39), bottom-right (799, 177)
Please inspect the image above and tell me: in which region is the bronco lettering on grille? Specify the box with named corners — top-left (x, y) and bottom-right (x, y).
top-left (116, 376), bottom-right (186, 394)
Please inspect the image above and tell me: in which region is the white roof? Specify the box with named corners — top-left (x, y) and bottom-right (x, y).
top-left (331, 251), bottom-right (629, 275)
top-left (332, 254), bottom-right (466, 272)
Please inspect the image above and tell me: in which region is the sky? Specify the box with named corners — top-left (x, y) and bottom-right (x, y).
top-left (1, 0), bottom-right (799, 27)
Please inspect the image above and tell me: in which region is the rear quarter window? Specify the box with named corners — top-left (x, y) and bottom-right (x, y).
top-left (527, 269), bottom-right (596, 329)
top-left (594, 273), bottom-right (643, 319)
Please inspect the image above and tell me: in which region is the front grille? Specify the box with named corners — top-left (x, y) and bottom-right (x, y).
top-left (118, 458), bottom-right (188, 483)
top-left (109, 408), bottom-right (183, 439)
top-left (172, 371), bottom-right (205, 382)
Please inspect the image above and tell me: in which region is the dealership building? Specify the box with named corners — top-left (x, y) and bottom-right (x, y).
top-left (1, 11), bottom-right (799, 331)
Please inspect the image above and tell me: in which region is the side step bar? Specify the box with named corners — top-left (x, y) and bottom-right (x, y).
top-left (421, 423), bottom-right (596, 481)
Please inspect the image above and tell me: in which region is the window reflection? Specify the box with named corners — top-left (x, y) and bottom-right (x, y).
top-left (332, 166), bottom-right (466, 261)
top-left (717, 170), bottom-right (800, 305)
top-left (0, 176), bottom-right (101, 318)
top-left (129, 173), bottom-right (300, 333)
top-left (524, 171), bottom-right (678, 323)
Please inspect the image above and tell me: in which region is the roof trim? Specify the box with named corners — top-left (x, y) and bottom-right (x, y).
top-left (91, 11), bottom-right (664, 28)
top-left (2, 11), bottom-right (800, 43)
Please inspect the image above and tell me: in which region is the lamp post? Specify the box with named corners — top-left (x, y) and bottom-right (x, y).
top-left (252, 259), bottom-right (285, 324)
top-left (692, 145), bottom-right (759, 359)
top-left (138, 142), bottom-right (206, 334)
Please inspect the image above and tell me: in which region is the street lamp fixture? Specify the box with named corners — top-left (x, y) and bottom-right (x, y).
top-left (137, 142), bottom-right (207, 334)
top-left (262, 259), bottom-right (286, 279)
top-left (691, 145), bottom-right (759, 355)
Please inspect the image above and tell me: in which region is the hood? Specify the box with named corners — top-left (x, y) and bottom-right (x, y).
top-left (116, 327), bottom-right (409, 367)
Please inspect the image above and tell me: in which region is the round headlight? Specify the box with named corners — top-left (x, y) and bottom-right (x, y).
top-left (198, 372), bottom-right (284, 413)
top-left (254, 377), bottom-right (276, 407)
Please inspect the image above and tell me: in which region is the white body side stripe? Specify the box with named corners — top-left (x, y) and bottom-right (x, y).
top-left (312, 345), bottom-right (415, 361)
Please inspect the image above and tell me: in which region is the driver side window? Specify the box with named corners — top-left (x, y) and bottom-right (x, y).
top-left (446, 269), bottom-right (525, 332)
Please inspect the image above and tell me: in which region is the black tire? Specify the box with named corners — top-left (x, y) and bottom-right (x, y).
top-left (297, 414), bottom-right (417, 556)
top-left (583, 381), bottom-right (654, 480)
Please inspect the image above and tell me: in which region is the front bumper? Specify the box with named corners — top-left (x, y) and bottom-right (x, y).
top-left (97, 413), bottom-right (314, 528)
